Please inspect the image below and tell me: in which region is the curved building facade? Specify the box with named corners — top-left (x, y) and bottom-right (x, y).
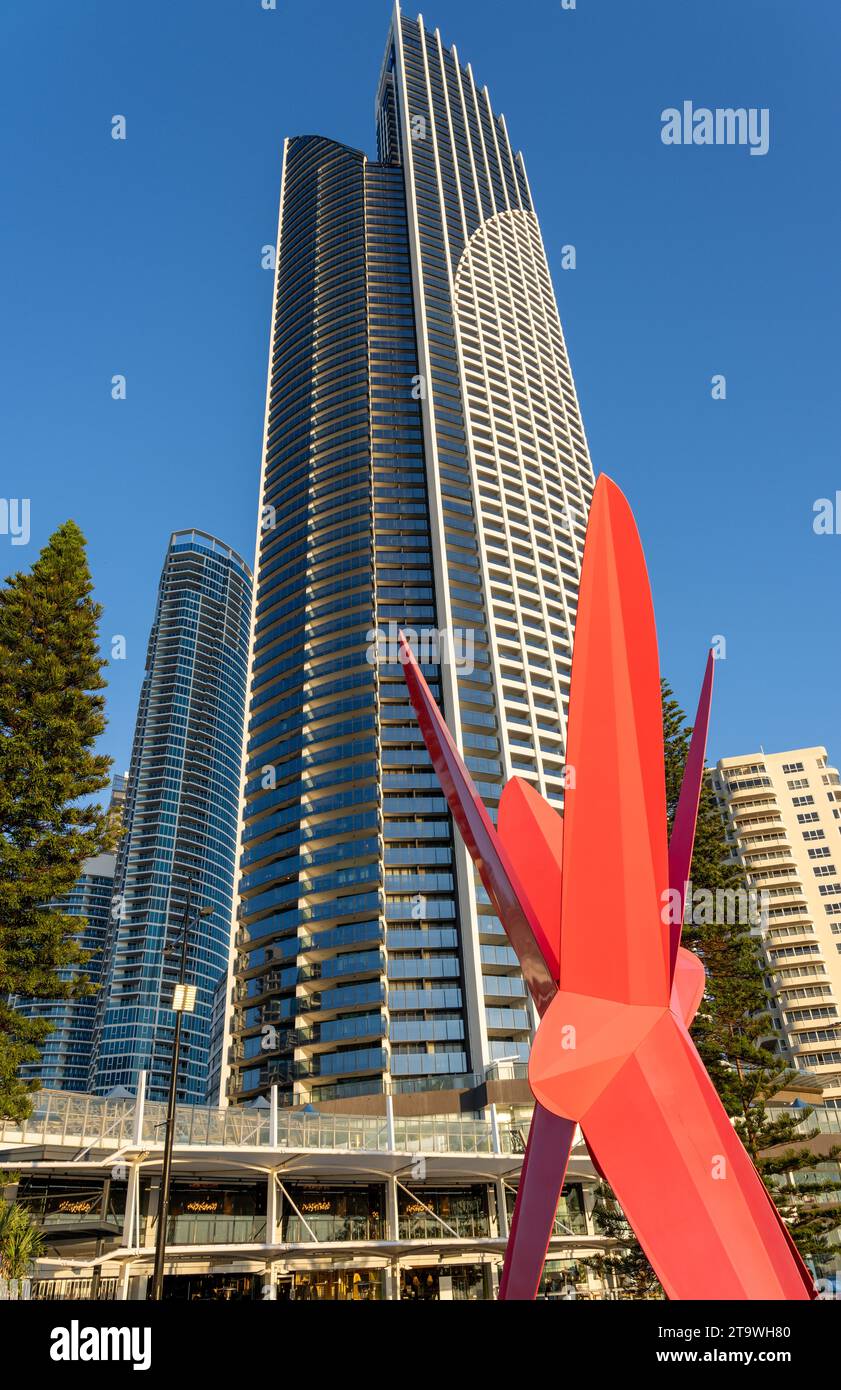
top-left (229, 5), bottom-right (595, 1106)
top-left (90, 531), bottom-right (252, 1104)
top-left (17, 852), bottom-right (116, 1092)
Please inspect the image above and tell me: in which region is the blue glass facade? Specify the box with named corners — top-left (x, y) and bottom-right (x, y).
top-left (17, 853), bottom-right (116, 1092)
top-left (230, 136), bottom-right (466, 1105)
top-left (90, 532), bottom-right (252, 1103)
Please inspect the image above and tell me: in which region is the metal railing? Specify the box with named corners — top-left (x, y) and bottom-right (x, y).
top-left (165, 1215), bottom-right (267, 1246)
top-left (0, 1089), bottom-right (521, 1156)
top-left (6, 1088), bottom-right (839, 1161)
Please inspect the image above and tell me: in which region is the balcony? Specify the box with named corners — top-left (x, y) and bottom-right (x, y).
top-left (301, 919), bottom-right (384, 959)
top-left (0, 1088), bottom-right (526, 1157)
top-left (298, 980), bottom-right (386, 1016)
top-left (283, 1213), bottom-right (383, 1243)
top-left (297, 1046), bottom-right (388, 1080)
top-left (399, 1213), bottom-right (491, 1240)
top-left (299, 949), bottom-right (385, 987)
top-left (296, 1013), bottom-right (386, 1050)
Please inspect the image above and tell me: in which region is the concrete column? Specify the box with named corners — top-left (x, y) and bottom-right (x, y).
top-left (494, 1178), bottom-right (510, 1239)
top-left (269, 1084), bottom-right (278, 1148)
top-left (132, 1070), bottom-right (147, 1146)
top-left (145, 1169), bottom-right (160, 1249)
top-left (122, 1163), bottom-right (140, 1249)
top-left (489, 1101), bottom-right (501, 1154)
top-left (262, 1263), bottom-right (278, 1301)
top-left (90, 1176), bottom-right (111, 1301)
top-left (386, 1174), bottom-right (399, 1242)
top-left (384, 1173), bottom-right (401, 1299)
top-left (267, 1170), bottom-right (279, 1244)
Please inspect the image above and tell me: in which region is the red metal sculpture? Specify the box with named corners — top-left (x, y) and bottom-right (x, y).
top-left (399, 473), bottom-right (815, 1301)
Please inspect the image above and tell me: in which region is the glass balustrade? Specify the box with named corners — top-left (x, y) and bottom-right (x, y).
top-left (0, 1087), bottom-right (542, 1158)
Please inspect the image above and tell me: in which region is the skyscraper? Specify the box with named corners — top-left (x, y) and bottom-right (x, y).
top-left (17, 852), bottom-right (116, 1093)
top-left (714, 745), bottom-right (841, 1103)
top-left (15, 775), bottom-right (128, 1093)
top-left (90, 531), bottom-right (252, 1104)
top-left (228, 6), bottom-right (595, 1106)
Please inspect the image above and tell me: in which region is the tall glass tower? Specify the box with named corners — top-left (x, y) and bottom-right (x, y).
top-left (229, 6), bottom-right (595, 1106)
top-left (15, 776), bottom-right (127, 1093)
top-left (17, 852), bottom-right (116, 1093)
top-left (90, 531), bottom-right (252, 1103)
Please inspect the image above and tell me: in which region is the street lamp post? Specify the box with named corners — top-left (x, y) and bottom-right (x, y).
top-left (148, 877), bottom-right (212, 1301)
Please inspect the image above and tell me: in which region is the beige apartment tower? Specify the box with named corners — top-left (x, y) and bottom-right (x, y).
top-left (714, 746), bottom-right (841, 1102)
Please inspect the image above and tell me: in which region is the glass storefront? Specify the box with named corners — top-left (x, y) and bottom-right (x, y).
top-left (162, 1273), bottom-right (263, 1301)
top-left (505, 1181), bottom-right (587, 1237)
top-left (400, 1265), bottom-right (486, 1300)
top-left (283, 1269), bottom-right (384, 1301)
top-left (281, 1184), bottom-right (384, 1242)
top-left (16, 1175), bottom-right (126, 1258)
top-left (164, 1181), bottom-right (266, 1245)
top-left (398, 1185), bottom-right (490, 1239)
top-left (538, 1259), bottom-right (585, 1300)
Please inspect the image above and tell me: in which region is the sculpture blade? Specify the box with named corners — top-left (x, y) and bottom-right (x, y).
top-left (399, 635), bottom-right (557, 1013)
top-left (498, 1106), bottom-right (576, 1301)
top-left (579, 1014), bottom-right (814, 1300)
top-left (560, 475), bottom-right (670, 1006)
top-left (497, 777), bottom-right (562, 983)
top-left (668, 651), bottom-right (715, 978)
top-left (671, 946), bottom-right (706, 1026)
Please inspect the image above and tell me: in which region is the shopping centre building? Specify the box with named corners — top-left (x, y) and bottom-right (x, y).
top-left (1, 1072), bottom-right (611, 1301)
top-left (4, 1069), bottom-right (839, 1301)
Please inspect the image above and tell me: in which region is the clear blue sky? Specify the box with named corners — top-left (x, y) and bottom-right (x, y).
top-left (1, 0), bottom-right (838, 775)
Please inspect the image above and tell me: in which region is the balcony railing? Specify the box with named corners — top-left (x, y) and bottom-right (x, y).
top-left (0, 1089), bottom-right (526, 1156)
top-left (399, 1214), bottom-right (491, 1240)
top-left (283, 1215), bottom-right (381, 1243)
top-left (165, 1215), bottom-right (267, 1245)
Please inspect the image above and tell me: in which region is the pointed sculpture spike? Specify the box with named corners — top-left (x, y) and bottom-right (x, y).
top-left (668, 650), bottom-right (715, 979)
top-left (398, 634), bottom-right (557, 1014)
top-left (497, 778), bottom-right (562, 983)
top-left (560, 474), bottom-right (670, 1006)
top-left (400, 473), bottom-right (814, 1301)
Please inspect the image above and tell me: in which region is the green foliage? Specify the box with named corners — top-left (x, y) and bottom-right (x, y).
top-left (588, 680), bottom-right (840, 1293)
top-left (663, 678), bottom-right (840, 1262)
top-left (0, 1197), bottom-right (44, 1281)
top-left (586, 1184), bottom-right (663, 1298)
top-left (0, 521), bottom-right (111, 1120)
